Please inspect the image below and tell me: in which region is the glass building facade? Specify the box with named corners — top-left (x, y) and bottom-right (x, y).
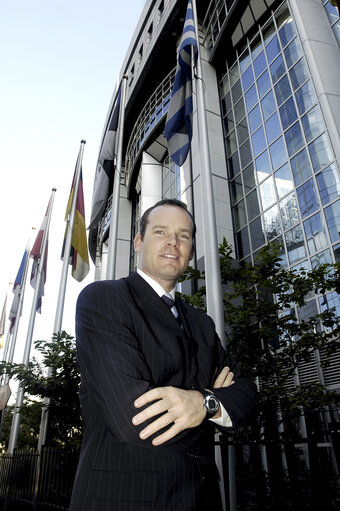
top-left (219, 1), bottom-right (340, 327)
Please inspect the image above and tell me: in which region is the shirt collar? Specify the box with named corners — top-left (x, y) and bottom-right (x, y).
top-left (137, 268), bottom-right (176, 300)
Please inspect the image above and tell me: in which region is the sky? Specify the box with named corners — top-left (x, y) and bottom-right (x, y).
top-left (0, 0), bottom-right (146, 368)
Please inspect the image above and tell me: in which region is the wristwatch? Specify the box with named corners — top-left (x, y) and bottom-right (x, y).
top-left (199, 389), bottom-right (220, 418)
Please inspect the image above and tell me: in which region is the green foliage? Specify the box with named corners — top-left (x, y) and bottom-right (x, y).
top-left (179, 239), bottom-right (340, 437)
top-left (0, 331), bottom-right (82, 448)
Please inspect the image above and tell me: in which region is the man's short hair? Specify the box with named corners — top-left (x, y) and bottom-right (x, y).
top-left (139, 199), bottom-right (196, 240)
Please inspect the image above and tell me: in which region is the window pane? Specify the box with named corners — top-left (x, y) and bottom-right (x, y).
top-left (265, 112), bottom-right (281, 144)
top-left (255, 150), bottom-right (271, 182)
top-left (226, 130), bottom-right (237, 155)
top-left (285, 224), bottom-right (306, 264)
top-left (279, 18), bottom-right (296, 47)
top-left (301, 105), bottom-right (324, 142)
top-left (240, 139), bottom-right (252, 169)
top-left (253, 51), bottom-right (266, 78)
top-left (237, 120), bottom-right (249, 145)
top-left (316, 163), bottom-right (340, 206)
top-left (290, 149), bottom-right (312, 185)
top-left (236, 227), bottom-right (250, 259)
top-left (229, 62), bottom-right (240, 87)
top-left (264, 204), bottom-right (282, 240)
top-left (334, 242), bottom-right (340, 263)
top-left (243, 163), bottom-right (256, 193)
top-left (285, 121), bottom-right (304, 157)
top-left (239, 51), bottom-right (250, 74)
top-left (252, 127), bottom-right (266, 157)
top-left (297, 178), bottom-right (319, 218)
top-left (232, 200), bottom-right (247, 230)
top-left (228, 152), bottom-right (240, 179)
top-left (242, 66), bottom-right (254, 91)
top-left (248, 104), bottom-right (262, 132)
top-left (304, 212), bottom-right (328, 255)
top-left (270, 136), bottom-right (287, 170)
top-left (259, 175), bottom-right (276, 210)
top-left (284, 38), bottom-right (302, 68)
top-left (261, 90), bottom-right (276, 120)
top-left (275, 74), bottom-right (292, 106)
top-left (319, 291), bottom-right (340, 320)
top-left (290, 59), bottom-right (309, 90)
top-left (295, 80), bottom-right (316, 115)
top-left (311, 249), bottom-right (332, 268)
top-left (280, 193), bottom-right (300, 230)
top-left (325, 2), bottom-right (339, 24)
top-left (324, 199), bottom-right (340, 242)
top-left (270, 54), bottom-right (285, 84)
top-left (308, 134), bottom-right (333, 173)
top-left (246, 189), bottom-right (261, 220)
top-left (250, 216), bottom-right (265, 250)
top-left (223, 112), bottom-right (234, 135)
top-left (279, 96), bottom-right (297, 131)
top-left (250, 35), bottom-right (263, 60)
top-left (257, 70), bottom-right (271, 98)
top-left (245, 84), bottom-right (258, 112)
top-left (234, 99), bottom-right (246, 124)
top-left (231, 79), bottom-right (242, 104)
top-left (265, 35), bottom-right (281, 63)
top-left (230, 175), bottom-right (243, 205)
top-left (275, 163), bottom-right (294, 198)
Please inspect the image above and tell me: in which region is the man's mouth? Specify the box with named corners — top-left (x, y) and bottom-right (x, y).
top-left (162, 254), bottom-right (178, 259)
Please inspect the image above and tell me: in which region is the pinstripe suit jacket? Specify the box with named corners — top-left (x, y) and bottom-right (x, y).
top-left (69, 272), bottom-right (257, 511)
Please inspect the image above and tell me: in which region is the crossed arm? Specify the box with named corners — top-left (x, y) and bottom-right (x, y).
top-left (132, 366), bottom-right (235, 446)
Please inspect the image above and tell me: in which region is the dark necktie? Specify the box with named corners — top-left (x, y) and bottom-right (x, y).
top-left (162, 295), bottom-right (182, 326)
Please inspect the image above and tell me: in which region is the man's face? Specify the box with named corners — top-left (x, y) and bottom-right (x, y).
top-left (134, 205), bottom-right (194, 292)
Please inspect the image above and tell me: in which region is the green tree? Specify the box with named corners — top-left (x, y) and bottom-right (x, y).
top-left (0, 331), bottom-right (82, 449)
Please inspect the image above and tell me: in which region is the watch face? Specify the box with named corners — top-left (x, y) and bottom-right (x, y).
top-left (205, 394), bottom-right (219, 414)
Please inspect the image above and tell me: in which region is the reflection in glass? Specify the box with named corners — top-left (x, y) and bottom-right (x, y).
top-left (324, 2), bottom-right (339, 25)
top-left (279, 18), bottom-right (296, 47)
top-left (270, 137), bottom-right (287, 170)
top-left (243, 163), bottom-right (256, 193)
top-left (301, 106), bottom-right (324, 143)
top-left (234, 99), bottom-right (246, 124)
top-left (308, 134), bottom-right (333, 173)
top-left (290, 59), bottom-right (309, 90)
top-left (284, 38), bottom-right (302, 68)
top-left (261, 90), bottom-right (276, 120)
top-left (246, 189), bottom-right (261, 221)
top-left (239, 51), bottom-right (251, 74)
top-left (237, 120), bottom-right (249, 146)
top-left (270, 55), bottom-right (285, 84)
top-left (230, 175), bottom-right (243, 205)
top-left (271, 235), bottom-right (287, 266)
top-left (253, 51), bottom-right (266, 78)
top-left (311, 249), bottom-right (332, 268)
top-left (236, 227), bottom-right (250, 259)
top-left (231, 79), bottom-right (242, 104)
top-left (324, 199), bottom-right (340, 242)
top-left (279, 96), bottom-right (297, 130)
top-left (223, 112), bottom-right (234, 134)
top-left (265, 34), bottom-right (280, 63)
top-left (232, 200), bottom-right (247, 230)
top-left (304, 212), bottom-right (328, 255)
top-left (229, 62), bottom-right (240, 87)
top-left (255, 150), bottom-right (271, 182)
top-left (295, 80), bottom-right (316, 115)
top-left (265, 112), bottom-right (281, 145)
top-left (297, 179), bottom-right (319, 218)
top-left (275, 163), bottom-right (294, 198)
top-left (226, 130), bottom-right (237, 156)
top-left (257, 70), bottom-right (271, 98)
top-left (260, 175), bottom-right (276, 210)
top-left (245, 84), bottom-right (258, 112)
top-left (250, 34), bottom-right (263, 60)
top-left (228, 152), bottom-right (240, 179)
top-left (242, 66), bottom-right (254, 91)
top-left (319, 291), bottom-right (340, 319)
top-left (248, 104), bottom-right (262, 133)
top-left (290, 149), bottom-right (312, 185)
top-left (221, 92), bottom-right (232, 115)
top-left (285, 224), bottom-right (306, 264)
top-left (334, 242), bottom-right (340, 263)
top-left (316, 164), bottom-right (340, 206)
top-left (264, 204), bottom-right (282, 240)
top-left (250, 216), bottom-right (265, 250)
top-left (298, 299), bottom-right (317, 323)
top-left (252, 127), bottom-right (266, 157)
top-left (220, 76), bottom-right (230, 99)
top-left (285, 121), bottom-right (304, 157)
top-left (240, 139), bottom-right (252, 169)
top-left (280, 193), bottom-right (300, 230)
top-left (275, 74), bottom-right (291, 106)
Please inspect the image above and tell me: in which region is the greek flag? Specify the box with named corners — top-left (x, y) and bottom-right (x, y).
top-left (164, 0), bottom-right (198, 166)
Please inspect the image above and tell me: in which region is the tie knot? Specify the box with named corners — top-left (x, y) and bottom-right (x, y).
top-left (162, 294), bottom-right (175, 309)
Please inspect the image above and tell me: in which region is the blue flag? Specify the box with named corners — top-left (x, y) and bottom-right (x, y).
top-left (9, 248), bottom-right (28, 333)
top-left (164, 0), bottom-right (198, 166)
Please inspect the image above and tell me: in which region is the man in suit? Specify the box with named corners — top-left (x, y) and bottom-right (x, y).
top-left (70, 199), bottom-right (257, 511)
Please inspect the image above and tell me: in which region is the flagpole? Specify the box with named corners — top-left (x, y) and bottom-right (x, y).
top-left (106, 74), bottom-right (128, 280)
top-left (37, 141), bottom-right (86, 452)
top-left (8, 188), bottom-right (56, 454)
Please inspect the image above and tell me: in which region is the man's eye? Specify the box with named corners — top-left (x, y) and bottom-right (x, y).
top-left (155, 230), bottom-right (164, 235)
top-left (179, 234), bottom-right (190, 240)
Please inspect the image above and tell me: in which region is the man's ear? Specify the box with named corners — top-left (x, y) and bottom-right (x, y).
top-left (133, 233), bottom-right (142, 253)
top-left (189, 244), bottom-right (195, 261)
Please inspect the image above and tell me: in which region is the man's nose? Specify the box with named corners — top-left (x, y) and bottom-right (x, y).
top-left (167, 234), bottom-right (179, 246)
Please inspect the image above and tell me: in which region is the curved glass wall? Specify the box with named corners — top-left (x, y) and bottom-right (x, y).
top-left (322, 0), bottom-right (340, 45)
top-left (219, 1), bottom-right (340, 316)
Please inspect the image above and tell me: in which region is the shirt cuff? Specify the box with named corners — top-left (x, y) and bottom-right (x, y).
top-left (209, 403), bottom-right (232, 427)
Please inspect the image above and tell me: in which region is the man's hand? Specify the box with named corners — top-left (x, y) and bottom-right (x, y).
top-left (213, 366), bottom-right (235, 389)
top-left (132, 387), bottom-right (205, 446)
